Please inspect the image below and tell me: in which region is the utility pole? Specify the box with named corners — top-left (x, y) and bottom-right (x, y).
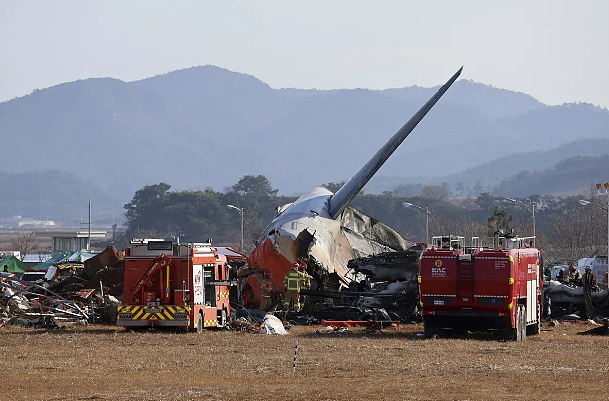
top-left (80, 198), bottom-right (92, 251)
top-left (602, 183), bottom-right (609, 260)
top-left (88, 198), bottom-right (91, 251)
top-left (112, 224), bottom-right (117, 244)
top-left (532, 203), bottom-right (536, 246)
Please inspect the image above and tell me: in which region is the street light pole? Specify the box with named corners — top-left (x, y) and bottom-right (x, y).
top-left (532, 203), bottom-right (536, 244)
top-left (227, 205), bottom-right (244, 252)
top-left (403, 202), bottom-right (430, 244)
top-left (426, 207), bottom-right (429, 246)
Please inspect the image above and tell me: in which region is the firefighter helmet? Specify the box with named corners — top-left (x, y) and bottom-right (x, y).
top-left (264, 270), bottom-right (271, 278)
top-left (292, 262), bottom-right (300, 269)
top-left (300, 262), bottom-right (307, 270)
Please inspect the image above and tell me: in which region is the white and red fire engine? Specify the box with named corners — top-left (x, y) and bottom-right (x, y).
top-left (117, 239), bottom-right (233, 331)
top-left (419, 233), bottom-right (542, 341)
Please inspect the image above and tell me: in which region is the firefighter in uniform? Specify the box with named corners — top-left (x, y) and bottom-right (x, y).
top-left (259, 271), bottom-right (274, 311)
top-left (283, 262), bottom-right (302, 311)
top-left (582, 267), bottom-right (597, 318)
top-left (566, 265), bottom-right (578, 284)
top-left (299, 262), bottom-right (313, 289)
top-left (298, 262), bottom-right (313, 310)
top-left (601, 272), bottom-right (608, 290)
top-left (571, 266), bottom-right (582, 286)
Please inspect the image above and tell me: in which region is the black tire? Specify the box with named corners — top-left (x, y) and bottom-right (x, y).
top-left (519, 305), bottom-right (527, 341)
top-left (530, 302), bottom-right (542, 335)
top-left (508, 306), bottom-right (524, 341)
top-left (424, 324), bottom-right (441, 339)
top-left (514, 307), bottom-right (521, 341)
top-left (220, 309), bottom-right (228, 327)
top-left (197, 312), bottom-right (203, 333)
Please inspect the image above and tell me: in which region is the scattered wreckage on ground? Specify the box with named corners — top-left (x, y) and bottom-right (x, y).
top-left (235, 245), bottom-right (424, 326)
top-left (544, 279), bottom-right (609, 320)
top-left (0, 246), bottom-right (125, 329)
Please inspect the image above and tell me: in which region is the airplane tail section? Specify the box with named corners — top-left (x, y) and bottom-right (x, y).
top-left (328, 67), bottom-right (463, 220)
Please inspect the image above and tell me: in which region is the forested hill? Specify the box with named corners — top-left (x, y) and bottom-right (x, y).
top-left (1, 65), bottom-right (608, 206)
top-left (492, 154), bottom-right (609, 197)
top-left (366, 138), bottom-right (609, 195)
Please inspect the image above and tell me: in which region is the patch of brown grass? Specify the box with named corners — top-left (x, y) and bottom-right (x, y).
top-left (1, 322), bottom-right (608, 400)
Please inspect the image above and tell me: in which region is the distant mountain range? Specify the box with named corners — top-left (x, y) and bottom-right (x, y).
top-left (0, 170), bottom-right (122, 223)
top-left (1, 65), bottom-right (607, 220)
top-left (367, 138), bottom-right (609, 195)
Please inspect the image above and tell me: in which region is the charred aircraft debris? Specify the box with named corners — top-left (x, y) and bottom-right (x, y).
top-left (298, 246), bottom-right (424, 323)
top-left (239, 67), bottom-right (464, 313)
top-left (544, 279), bottom-right (609, 321)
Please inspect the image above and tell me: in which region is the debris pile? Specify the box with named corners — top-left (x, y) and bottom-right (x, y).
top-left (544, 280), bottom-right (609, 320)
top-left (1, 273), bottom-right (90, 328)
top-left (0, 246), bottom-right (125, 328)
top-left (50, 246), bottom-right (125, 297)
top-left (299, 246), bottom-right (423, 324)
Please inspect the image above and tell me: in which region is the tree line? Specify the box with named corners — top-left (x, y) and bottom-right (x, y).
top-left (120, 175), bottom-right (609, 266)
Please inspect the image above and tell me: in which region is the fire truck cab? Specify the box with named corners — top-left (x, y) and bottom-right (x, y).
top-left (419, 233), bottom-right (542, 341)
top-left (117, 239), bottom-right (232, 331)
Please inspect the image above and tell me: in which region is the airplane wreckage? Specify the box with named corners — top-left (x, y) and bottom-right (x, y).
top-left (238, 67), bottom-right (463, 321)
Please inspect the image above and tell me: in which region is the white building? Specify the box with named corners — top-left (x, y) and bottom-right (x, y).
top-left (44, 230), bottom-right (107, 253)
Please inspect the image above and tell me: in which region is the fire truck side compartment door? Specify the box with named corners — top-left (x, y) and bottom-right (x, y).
top-left (193, 264), bottom-right (203, 305)
top-left (203, 264), bottom-right (217, 306)
top-left (527, 278), bottom-right (536, 323)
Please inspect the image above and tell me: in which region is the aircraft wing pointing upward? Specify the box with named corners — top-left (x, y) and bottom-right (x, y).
top-left (328, 67), bottom-right (463, 220)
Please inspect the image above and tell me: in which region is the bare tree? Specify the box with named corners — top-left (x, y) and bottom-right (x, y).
top-left (543, 208), bottom-right (601, 266)
top-left (421, 185), bottom-right (450, 201)
top-left (429, 213), bottom-right (487, 244)
top-left (9, 231), bottom-right (40, 261)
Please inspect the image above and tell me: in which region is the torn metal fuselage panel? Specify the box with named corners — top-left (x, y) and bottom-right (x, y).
top-left (347, 248), bottom-right (423, 282)
top-left (240, 187), bottom-right (414, 307)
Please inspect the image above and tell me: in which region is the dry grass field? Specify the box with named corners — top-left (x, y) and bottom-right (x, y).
top-left (2, 322), bottom-right (608, 401)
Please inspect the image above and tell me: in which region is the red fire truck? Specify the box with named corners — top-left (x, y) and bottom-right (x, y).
top-left (117, 239), bottom-right (232, 331)
top-left (419, 233), bottom-right (542, 341)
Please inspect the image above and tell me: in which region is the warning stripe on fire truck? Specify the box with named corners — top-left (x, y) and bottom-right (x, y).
top-left (219, 292), bottom-right (230, 298)
top-left (205, 319), bottom-right (217, 326)
top-left (117, 305), bottom-right (190, 320)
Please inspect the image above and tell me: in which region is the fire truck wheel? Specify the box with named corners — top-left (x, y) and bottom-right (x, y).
top-left (519, 305), bottom-right (527, 341)
top-left (532, 302), bottom-right (542, 335)
top-left (508, 306), bottom-right (524, 341)
top-left (220, 308), bottom-right (228, 327)
top-left (197, 313), bottom-right (203, 333)
top-left (424, 324), bottom-right (441, 339)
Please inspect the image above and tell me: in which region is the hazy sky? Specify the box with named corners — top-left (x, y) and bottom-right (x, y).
top-left (1, 0), bottom-right (608, 106)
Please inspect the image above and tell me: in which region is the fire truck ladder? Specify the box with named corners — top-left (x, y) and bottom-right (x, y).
top-left (456, 255), bottom-right (474, 304)
top-left (131, 254), bottom-right (174, 302)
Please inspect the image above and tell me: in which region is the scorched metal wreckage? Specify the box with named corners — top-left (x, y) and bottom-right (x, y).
top-left (239, 67), bottom-right (463, 309)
